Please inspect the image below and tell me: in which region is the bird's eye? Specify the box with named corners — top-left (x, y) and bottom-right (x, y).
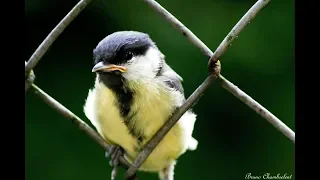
top-left (124, 51), bottom-right (133, 61)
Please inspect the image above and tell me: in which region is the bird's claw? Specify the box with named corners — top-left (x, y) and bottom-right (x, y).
top-left (105, 145), bottom-right (124, 167)
top-left (105, 145), bottom-right (124, 180)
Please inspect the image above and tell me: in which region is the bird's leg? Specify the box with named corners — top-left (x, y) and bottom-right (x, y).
top-left (105, 145), bottom-right (124, 180)
top-left (158, 161), bottom-right (176, 180)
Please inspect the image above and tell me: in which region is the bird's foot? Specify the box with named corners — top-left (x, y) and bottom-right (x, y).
top-left (105, 146), bottom-right (138, 180)
top-left (105, 145), bottom-right (124, 167)
top-left (105, 145), bottom-right (124, 180)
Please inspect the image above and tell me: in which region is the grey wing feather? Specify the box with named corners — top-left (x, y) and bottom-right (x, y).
top-left (164, 78), bottom-right (184, 95)
top-left (160, 63), bottom-right (186, 98)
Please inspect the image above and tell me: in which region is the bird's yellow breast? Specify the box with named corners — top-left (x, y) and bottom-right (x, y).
top-left (84, 77), bottom-right (194, 171)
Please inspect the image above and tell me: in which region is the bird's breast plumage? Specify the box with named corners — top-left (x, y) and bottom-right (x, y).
top-left (84, 77), bottom-right (197, 172)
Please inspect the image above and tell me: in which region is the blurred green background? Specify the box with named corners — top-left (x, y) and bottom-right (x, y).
top-left (25, 0), bottom-right (295, 179)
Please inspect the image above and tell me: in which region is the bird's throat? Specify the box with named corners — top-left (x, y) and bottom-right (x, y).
top-left (98, 73), bottom-right (133, 116)
top-left (98, 73), bottom-right (143, 141)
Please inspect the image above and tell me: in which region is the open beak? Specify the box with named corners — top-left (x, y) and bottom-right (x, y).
top-left (92, 62), bottom-right (127, 73)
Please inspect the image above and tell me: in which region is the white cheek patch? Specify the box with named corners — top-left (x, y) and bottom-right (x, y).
top-left (122, 47), bottom-right (162, 81)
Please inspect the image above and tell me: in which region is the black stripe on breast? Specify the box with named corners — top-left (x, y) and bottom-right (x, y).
top-left (109, 82), bottom-right (144, 143)
top-left (114, 86), bottom-right (133, 117)
top-left (98, 74), bottom-right (144, 142)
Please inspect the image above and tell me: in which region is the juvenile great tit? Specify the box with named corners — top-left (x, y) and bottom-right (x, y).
top-left (83, 31), bottom-right (198, 180)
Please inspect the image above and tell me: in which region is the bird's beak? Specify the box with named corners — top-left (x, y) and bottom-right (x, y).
top-left (92, 62), bottom-right (127, 73)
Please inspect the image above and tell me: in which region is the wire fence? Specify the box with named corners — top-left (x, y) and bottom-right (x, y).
top-left (25, 0), bottom-right (295, 179)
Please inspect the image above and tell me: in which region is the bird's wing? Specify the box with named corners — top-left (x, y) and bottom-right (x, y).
top-left (164, 77), bottom-right (184, 95)
top-left (161, 63), bottom-right (185, 97)
top-left (160, 63), bottom-right (199, 152)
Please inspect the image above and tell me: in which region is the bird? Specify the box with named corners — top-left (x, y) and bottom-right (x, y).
top-left (83, 31), bottom-right (198, 180)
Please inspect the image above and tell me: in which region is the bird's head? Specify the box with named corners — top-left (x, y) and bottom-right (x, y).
top-left (92, 31), bottom-right (164, 88)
